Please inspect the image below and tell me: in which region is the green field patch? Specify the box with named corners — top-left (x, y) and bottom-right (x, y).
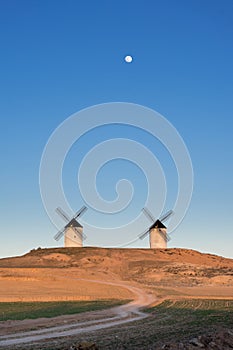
top-left (146, 299), bottom-right (233, 327)
top-left (0, 299), bottom-right (128, 321)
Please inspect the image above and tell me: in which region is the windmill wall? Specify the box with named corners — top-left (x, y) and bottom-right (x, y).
top-left (64, 227), bottom-right (83, 247)
top-left (149, 228), bottom-right (167, 249)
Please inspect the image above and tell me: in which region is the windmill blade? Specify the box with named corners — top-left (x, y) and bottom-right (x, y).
top-left (54, 228), bottom-right (65, 241)
top-left (55, 207), bottom-right (70, 223)
top-left (142, 207), bottom-right (155, 223)
top-left (158, 229), bottom-right (171, 242)
top-left (138, 229), bottom-right (150, 240)
top-left (73, 206), bottom-right (87, 220)
top-left (73, 226), bottom-right (87, 241)
top-left (160, 210), bottom-right (173, 223)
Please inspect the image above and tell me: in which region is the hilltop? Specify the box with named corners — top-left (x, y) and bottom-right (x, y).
top-left (1, 246), bottom-right (233, 269)
top-left (0, 247), bottom-right (232, 302)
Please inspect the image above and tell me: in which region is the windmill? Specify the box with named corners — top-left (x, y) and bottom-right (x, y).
top-left (139, 207), bottom-right (173, 249)
top-left (54, 206), bottom-right (87, 247)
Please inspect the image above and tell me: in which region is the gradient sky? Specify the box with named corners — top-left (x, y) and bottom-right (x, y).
top-left (0, 0), bottom-right (233, 259)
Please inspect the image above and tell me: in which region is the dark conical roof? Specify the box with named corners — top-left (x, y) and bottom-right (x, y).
top-left (65, 218), bottom-right (83, 229)
top-left (149, 219), bottom-right (166, 230)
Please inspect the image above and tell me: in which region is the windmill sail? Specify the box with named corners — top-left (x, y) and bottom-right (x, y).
top-left (142, 207), bottom-right (155, 223)
top-left (55, 207), bottom-right (70, 223)
top-left (74, 206), bottom-right (87, 219)
top-left (160, 210), bottom-right (173, 223)
top-left (138, 229), bottom-right (150, 240)
top-left (54, 228), bottom-right (65, 241)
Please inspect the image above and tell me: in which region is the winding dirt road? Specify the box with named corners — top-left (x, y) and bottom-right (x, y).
top-left (0, 279), bottom-right (155, 347)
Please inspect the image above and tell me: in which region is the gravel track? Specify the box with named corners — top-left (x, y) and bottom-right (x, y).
top-left (0, 278), bottom-right (155, 347)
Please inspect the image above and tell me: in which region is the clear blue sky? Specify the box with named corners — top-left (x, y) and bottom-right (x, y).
top-left (0, 0), bottom-right (233, 258)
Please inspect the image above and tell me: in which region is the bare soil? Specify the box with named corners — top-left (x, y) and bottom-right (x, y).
top-left (0, 247), bottom-right (232, 349)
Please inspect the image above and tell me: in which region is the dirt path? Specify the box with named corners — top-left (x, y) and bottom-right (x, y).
top-left (0, 278), bottom-right (156, 347)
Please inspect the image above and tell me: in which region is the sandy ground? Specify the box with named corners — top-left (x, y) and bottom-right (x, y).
top-left (0, 247), bottom-right (232, 348)
top-left (0, 269), bottom-right (133, 301)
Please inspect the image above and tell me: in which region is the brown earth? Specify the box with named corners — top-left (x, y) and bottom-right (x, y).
top-left (0, 247), bottom-right (232, 302)
top-left (0, 247), bottom-right (232, 349)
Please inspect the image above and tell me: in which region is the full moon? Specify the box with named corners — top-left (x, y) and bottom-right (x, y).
top-left (125, 55), bottom-right (133, 63)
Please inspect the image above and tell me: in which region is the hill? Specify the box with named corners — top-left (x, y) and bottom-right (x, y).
top-left (0, 248), bottom-right (233, 349)
top-left (0, 247), bottom-right (232, 302)
top-left (1, 247), bottom-right (233, 269)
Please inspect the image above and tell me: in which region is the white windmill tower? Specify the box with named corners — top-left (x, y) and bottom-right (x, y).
top-left (138, 207), bottom-right (173, 248)
top-left (54, 206), bottom-right (87, 247)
